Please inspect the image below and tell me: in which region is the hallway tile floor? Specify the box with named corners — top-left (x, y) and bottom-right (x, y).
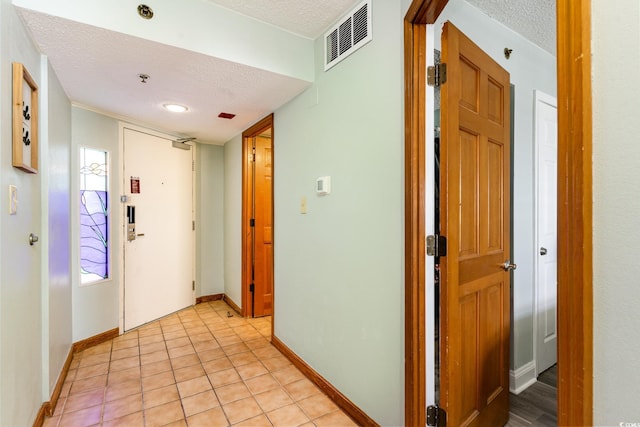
top-left (44, 301), bottom-right (357, 427)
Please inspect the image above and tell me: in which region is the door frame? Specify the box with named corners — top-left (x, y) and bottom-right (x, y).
top-left (241, 114), bottom-right (274, 322)
top-left (403, 1), bottom-right (593, 426)
top-left (533, 89), bottom-right (558, 377)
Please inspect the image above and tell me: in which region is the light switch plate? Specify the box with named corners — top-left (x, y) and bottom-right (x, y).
top-left (300, 197), bottom-right (307, 214)
top-left (9, 185), bottom-right (17, 215)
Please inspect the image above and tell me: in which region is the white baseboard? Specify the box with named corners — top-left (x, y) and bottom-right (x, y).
top-left (509, 361), bottom-right (537, 395)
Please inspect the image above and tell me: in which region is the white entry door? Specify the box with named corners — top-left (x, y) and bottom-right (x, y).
top-left (123, 127), bottom-right (194, 330)
top-left (534, 91), bottom-right (558, 375)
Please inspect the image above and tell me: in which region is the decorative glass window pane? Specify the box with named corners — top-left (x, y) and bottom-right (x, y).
top-left (80, 147), bottom-right (109, 284)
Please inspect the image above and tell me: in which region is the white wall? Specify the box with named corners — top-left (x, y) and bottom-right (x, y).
top-left (223, 134), bottom-right (243, 307)
top-left (45, 61), bottom-right (72, 395)
top-left (271, 1), bottom-right (405, 424)
top-left (196, 143), bottom-right (225, 297)
top-left (434, 0), bottom-right (557, 378)
top-left (592, 0), bottom-right (640, 423)
top-left (71, 107), bottom-right (120, 341)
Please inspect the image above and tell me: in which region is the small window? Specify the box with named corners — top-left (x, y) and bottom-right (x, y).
top-left (79, 147), bottom-right (109, 284)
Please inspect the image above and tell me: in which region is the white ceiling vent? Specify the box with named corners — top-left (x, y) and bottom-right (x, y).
top-left (324, 0), bottom-right (372, 71)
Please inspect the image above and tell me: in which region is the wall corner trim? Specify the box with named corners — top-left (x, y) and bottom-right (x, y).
top-left (222, 294), bottom-right (242, 315)
top-left (271, 335), bottom-right (379, 427)
top-left (509, 361), bottom-right (537, 395)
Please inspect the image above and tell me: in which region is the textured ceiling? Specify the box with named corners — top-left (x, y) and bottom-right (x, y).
top-left (18, 9), bottom-right (311, 144)
top-left (465, 0), bottom-right (556, 55)
top-left (16, 0), bottom-right (555, 144)
top-left (202, 0), bottom-right (362, 38)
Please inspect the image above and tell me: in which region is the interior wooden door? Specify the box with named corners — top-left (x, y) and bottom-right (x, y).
top-left (253, 133), bottom-right (273, 317)
top-left (439, 22), bottom-right (511, 427)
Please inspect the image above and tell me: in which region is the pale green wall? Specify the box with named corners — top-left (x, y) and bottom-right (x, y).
top-left (272, 1), bottom-right (405, 424)
top-left (223, 134), bottom-right (243, 307)
top-left (71, 107), bottom-right (120, 341)
top-left (1, 1), bottom-right (44, 424)
top-left (196, 143), bottom-right (225, 297)
top-left (1, 1), bottom-right (73, 424)
top-left (592, 0), bottom-right (640, 423)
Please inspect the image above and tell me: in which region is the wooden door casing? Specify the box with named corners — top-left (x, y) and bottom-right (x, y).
top-left (242, 114), bottom-right (274, 319)
top-left (404, 1), bottom-right (593, 426)
top-left (440, 22), bottom-right (511, 427)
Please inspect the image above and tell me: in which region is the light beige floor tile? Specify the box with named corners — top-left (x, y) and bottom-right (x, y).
top-left (272, 366), bottom-right (305, 386)
top-left (208, 368), bottom-right (242, 388)
top-left (140, 359), bottom-right (171, 377)
top-left (43, 415), bottom-right (60, 427)
top-left (140, 350), bottom-right (169, 365)
top-left (108, 366), bottom-right (141, 385)
top-left (266, 403), bottom-right (310, 427)
top-left (111, 346), bottom-right (139, 361)
top-left (69, 374), bottom-right (107, 395)
top-left (284, 378), bottom-right (320, 401)
top-left (58, 404), bottom-right (102, 427)
top-left (102, 410), bottom-right (144, 427)
top-left (54, 302), bottom-right (355, 427)
top-left (144, 400), bottom-right (185, 427)
top-left (143, 384), bottom-right (179, 409)
top-left (141, 370), bottom-right (175, 392)
top-left (168, 344), bottom-right (196, 359)
top-left (75, 362), bottom-right (109, 380)
top-left (186, 407), bottom-right (229, 427)
top-left (297, 393), bottom-right (338, 420)
top-left (78, 352), bottom-right (110, 369)
top-left (223, 396), bottom-right (263, 425)
top-left (102, 392), bottom-right (142, 421)
top-left (215, 382), bottom-right (250, 405)
top-left (181, 389), bottom-right (220, 417)
top-left (236, 361), bottom-right (269, 381)
top-left (174, 364), bottom-right (205, 383)
top-left (165, 336), bottom-right (190, 349)
top-left (139, 340), bottom-right (166, 355)
top-left (105, 378), bottom-right (141, 402)
top-left (197, 347), bottom-right (226, 363)
top-left (109, 356), bottom-right (140, 373)
top-left (313, 410), bottom-right (358, 426)
top-left (177, 375), bottom-right (212, 398)
top-left (261, 356), bottom-right (292, 372)
top-left (245, 373), bottom-right (280, 395)
top-left (229, 351), bottom-right (258, 367)
top-left (254, 387), bottom-right (294, 413)
top-left (64, 388), bottom-right (105, 413)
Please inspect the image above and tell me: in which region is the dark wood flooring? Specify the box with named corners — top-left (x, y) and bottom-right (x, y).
top-left (506, 365), bottom-right (557, 427)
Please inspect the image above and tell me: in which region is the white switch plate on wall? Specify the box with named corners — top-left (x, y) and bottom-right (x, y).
top-left (9, 185), bottom-right (17, 215)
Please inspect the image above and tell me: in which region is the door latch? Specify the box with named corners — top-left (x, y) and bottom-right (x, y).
top-left (503, 260), bottom-right (517, 271)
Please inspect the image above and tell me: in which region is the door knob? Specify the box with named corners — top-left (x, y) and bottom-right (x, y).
top-left (540, 247), bottom-right (548, 256)
top-left (29, 233), bottom-right (39, 246)
top-left (502, 260), bottom-right (517, 271)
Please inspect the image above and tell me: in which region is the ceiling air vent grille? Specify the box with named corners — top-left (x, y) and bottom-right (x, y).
top-left (324, 0), bottom-right (372, 71)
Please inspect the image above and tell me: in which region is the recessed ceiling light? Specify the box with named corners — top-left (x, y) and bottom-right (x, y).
top-left (163, 104), bottom-right (188, 113)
